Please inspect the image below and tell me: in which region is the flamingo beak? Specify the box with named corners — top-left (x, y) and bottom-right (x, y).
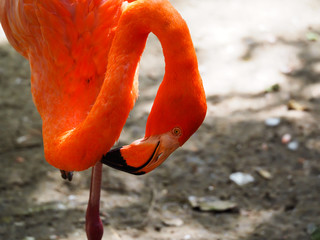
top-left (101, 133), bottom-right (180, 175)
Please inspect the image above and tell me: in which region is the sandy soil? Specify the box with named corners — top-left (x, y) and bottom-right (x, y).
top-left (0, 0), bottom-right (320, 239)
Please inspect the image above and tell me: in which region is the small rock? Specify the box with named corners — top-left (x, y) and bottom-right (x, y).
top-left (16, 135), bottom-right (41, 147)
top-left (287, 100), bottom-right (309, 111)
top-left (183, 234), bottom-right (192, 240)
top-left (188, 196), bottom-right (237, 212)
top-left (15, 77), bottom-right (22, 85)
top-left (281, 134), bottom-right (292, 144)
top-left (15, 156), bottom-right (25, 163)
top-left (261, 143), bottom-right (269, 151)
top-left (288, 141), bottom-right (299, 151)
top-left (22, 116), bottom-right (30, 122)
top-left (162, 218), bottom-right (184, 227)
top-left (16, 136), bottom-right (29, 144)
top-left (199, 200), bottom-right (237, 212)
top-left (68, 195), bottom-right (76, 201)
top-left (187, 196), bottom-right (198, 208)
top-left (280, 66), bottom-right (294, 75)
top-left (14, 221), bottom-right (25, 227)
top-left (265, 118), bottom-right (281, 127)
top-left (56, 203), bottom-right (67, 210)
top-left (229, 172), bottom-right (255, 186)
top-left (24, 237), bottom-right (35, 240)
top-left (256, 168), bottom-right (272, 180)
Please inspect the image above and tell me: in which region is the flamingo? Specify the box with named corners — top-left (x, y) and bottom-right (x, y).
top-left (0, 0), bottom-right (206, 239)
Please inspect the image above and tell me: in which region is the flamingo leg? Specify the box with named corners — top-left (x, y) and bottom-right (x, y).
top-left (86, 161), bottom-right (104, 240)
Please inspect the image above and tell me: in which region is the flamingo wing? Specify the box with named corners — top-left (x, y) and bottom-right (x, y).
top-left (1, 0), bottom-right (136, 170)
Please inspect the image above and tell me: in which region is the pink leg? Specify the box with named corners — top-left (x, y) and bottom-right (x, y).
top-left (86, 161), bottom-right (104, 240)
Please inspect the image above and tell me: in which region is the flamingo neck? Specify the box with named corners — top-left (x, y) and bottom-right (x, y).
top-left (109, 0), bottom-right (198, 80)
top-left (103, 0), bottom-right (201, 137)
top-left (44, 0), bottom-right (201, 171)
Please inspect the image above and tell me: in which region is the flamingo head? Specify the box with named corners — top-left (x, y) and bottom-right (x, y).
top-left (102, 70), bottom-right (207, 175)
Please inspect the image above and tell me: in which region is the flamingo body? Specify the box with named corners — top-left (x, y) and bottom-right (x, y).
top-left (2, 0), bottom-right (130, 170)
top-left (1, 1), bottom-right (207, 239)
top-left (1, 0), bottom-right (206, 173)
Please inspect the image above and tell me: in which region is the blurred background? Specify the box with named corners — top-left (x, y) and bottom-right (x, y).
top-left (0, 0), bottom-right (320, 239)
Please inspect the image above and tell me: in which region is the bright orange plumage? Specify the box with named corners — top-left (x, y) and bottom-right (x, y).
top-left (2, 1), bottom-right (206, 239)
top-left (1, 0), bottom-right (206, 173)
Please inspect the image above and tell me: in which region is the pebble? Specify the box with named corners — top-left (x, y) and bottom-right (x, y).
top-left (183, 234), bottom-right (192, 240)
top-left (68, 195), bottom-right (76, 201)
top-left (288, 141), bottom-right (299, 151)
top-left (261, 143), bottom-right (269, 151)
top-left (280, 66), bottom-right (294, 75)
top-left (188, 196), bottom-right (237, 212)
top-left (162, 218), bottom-right (184, 227)
top-left (16, 135), bottom-right (41, 147)
top-left (22, 116), bottom-right (30, 122)
top-left (265, 118), bottom-right (281, 127)
top-left (199, 200), bottom-right (237, 212)
top-left (14, 221), bottom-right (25, 227)
top-left (16, 136), bottom-right (29, 144)
top-left (188, 196), bottom-right (198, 208)
top-left (229, 172), bottom-right (255, 186)
top-left (281, 134), bottom-right (292, 144)
top-left (56, 203), bottom-right (67, 210)
top-left (15, 156), bottom-right (25, 163)
top-left (256, 168), bottom-right (272, 180)
top-left (15, 77), bottom-right (22, 85)
top-left (23, 237), bottom-right (35, 240)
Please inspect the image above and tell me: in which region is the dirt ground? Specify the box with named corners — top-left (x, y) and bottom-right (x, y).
top-left (0, 0), bottom-right (320, 239)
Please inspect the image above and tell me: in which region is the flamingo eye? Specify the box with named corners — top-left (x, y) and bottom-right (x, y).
top-left (172, 127), bottom-right (182, 137)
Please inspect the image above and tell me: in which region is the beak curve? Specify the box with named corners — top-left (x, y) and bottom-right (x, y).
top-left (101, 141), bottom-right (160, 175)
top-left (101, 133), bottom-right (180, 175)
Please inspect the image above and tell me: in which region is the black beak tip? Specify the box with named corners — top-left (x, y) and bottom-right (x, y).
top-left (101, 141), bottom-right (160, 175)
top-left (101, 147), bottom-right (146, 175)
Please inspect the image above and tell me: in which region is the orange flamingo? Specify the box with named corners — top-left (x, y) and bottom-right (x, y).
top-left (1, 0), bottom-right (206, 239)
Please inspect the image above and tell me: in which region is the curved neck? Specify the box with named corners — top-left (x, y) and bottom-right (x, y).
top-left (109, 0), bottom-right (198, 80)
top-left (45, 0), bottom-right (201, 171)
top-left (99, 0), bottom-right (201, 138)
top-left (88, 0), bottom-right (199, 139)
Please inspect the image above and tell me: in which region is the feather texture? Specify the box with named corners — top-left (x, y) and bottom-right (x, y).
top-left (1, 0), bottom-right (206, 171)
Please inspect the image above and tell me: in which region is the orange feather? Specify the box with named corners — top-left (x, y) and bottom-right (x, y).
top-left (1, 0), bottom-right (206, 171)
